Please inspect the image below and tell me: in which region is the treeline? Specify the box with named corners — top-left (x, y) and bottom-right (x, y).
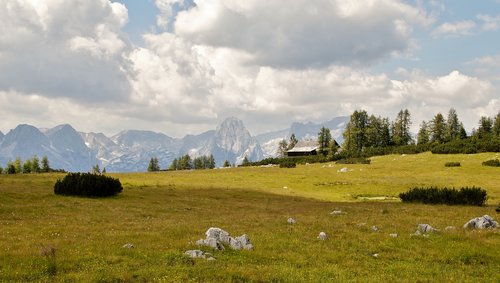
top-left (0, 155), bottom-right (60, 174)
top-left (170, 154), bottom-right (216, 171)
top-left (342, 108), bottom-right (500, 157)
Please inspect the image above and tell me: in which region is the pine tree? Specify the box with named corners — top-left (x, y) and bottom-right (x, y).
top-left (208, 154), bottom-right (216, 169)
top-left (392, 109), bottom-right (412, 146)
top-left (148, 157), bottom-right (160, 172)
top-left (317, 127), bottom-right (332, 156)
top-left (476, 116), bottom-right (493, 139)
top-left (23, 159), bottom-right (32, 173)
top-left (223, 160), bottom-right (231, 167)
top-left (92, 164), bottom-right (101, 174)
top-left (445, 108), bottom-right (461, 141)
top-left (31, 155), bottom-right (40, 173)
top-left (41, 156), bottom-right (50, 173)
top-left (14, 157), bottom-right (22, 174)
top-left (430, 113), bottom-right (446, 143)
top-left (242, 156), bottom-right (250, 166)
top-left (342, 110), bottom-right (368, 154)
top-left (417, 121), bottom-right (429, 145)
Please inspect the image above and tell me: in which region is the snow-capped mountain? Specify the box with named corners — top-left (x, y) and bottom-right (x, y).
top-left (190, 117), bottom-right (264, 166)
top-left (0, 124), bottom-right (97, 172)
top-left (0, 116), bottom-right (348, 172)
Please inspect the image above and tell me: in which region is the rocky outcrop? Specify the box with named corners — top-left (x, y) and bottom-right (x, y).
top-left (463, 215), bottom-right (498, 229)
top-left (196, 227), bottom-right (254, 251)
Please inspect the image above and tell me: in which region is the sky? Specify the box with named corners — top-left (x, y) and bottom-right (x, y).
top-left (0, 0), bottom-right (499, 138)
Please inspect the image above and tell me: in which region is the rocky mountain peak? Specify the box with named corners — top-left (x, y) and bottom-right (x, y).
top-left (215, 117), bottom-right (253, 152)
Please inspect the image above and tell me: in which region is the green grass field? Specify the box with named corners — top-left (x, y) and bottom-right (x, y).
top-left (1, 152), bottom-right (499, 282)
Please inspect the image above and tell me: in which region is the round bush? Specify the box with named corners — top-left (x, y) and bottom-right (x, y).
top-left (54, 173), bottom-right (123, 197)
top-left (279, 160), bottom-right (296, 168)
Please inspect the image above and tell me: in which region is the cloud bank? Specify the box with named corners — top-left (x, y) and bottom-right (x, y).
top-left (0, 0), bottom-right (498, 137)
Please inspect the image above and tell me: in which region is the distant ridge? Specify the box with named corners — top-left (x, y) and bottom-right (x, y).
top-left (0, 116), bottom-right (348, 172)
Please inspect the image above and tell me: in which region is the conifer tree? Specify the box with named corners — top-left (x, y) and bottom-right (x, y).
top-left (41, 156), bottom-right (50, 173)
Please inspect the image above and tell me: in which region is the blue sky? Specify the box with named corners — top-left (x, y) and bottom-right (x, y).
top-left (0, 0), bottom-right (498, 136)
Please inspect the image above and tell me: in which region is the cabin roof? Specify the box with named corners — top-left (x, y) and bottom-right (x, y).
top-left (287, 140), bottom-right (319, 153)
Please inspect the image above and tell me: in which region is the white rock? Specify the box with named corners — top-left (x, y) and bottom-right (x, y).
top-left (445, 226), bottom-right (456, 231)
top-left (372, 253), bottom-right (379, 258)
top-left (287, 218), bottom-right (296, 224)
top-left (463, 215), bottom-right (498, 229)
top-left (206, 227), bottom-right (231, 244)
top-left (417, 224), bottom-right (438, 233)
top-left (371, 226), bottom-right (379, 232)
top-left (185, 250), bottom-right (205, 258)
top-left (207, 257), bottom-right (216, 261)
top-left (122, 243), bottom-right (134, 249)
top-left (330, 210), bottom-right (343, 215)
top-left (283, 186), bottom-right (288, 189)
top-left (318, 232), bottom-right (328, 240)
top-left (338, 167), bottom-right (348, 173)
top-left (389, 233), bottom-right (398, 238)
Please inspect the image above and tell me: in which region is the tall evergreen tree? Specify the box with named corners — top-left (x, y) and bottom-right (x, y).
top-left (223, 160), bottom-right (231, 168)
top-left (31, 155), bottom-right (40, 173)
top-left (41, 156), bottom-right (50, 173)
top-left (23, 159), bottom-right (32, 173)
top-left (342, 110), bottom-right (369, 154)
top-left (92, 164), bottom-right (101, 174)
top-left (208, 154), bottom-right (216, 169)
top-left (445, 108), bottom-right (461, 141)
top-left (476, 116), bottom-right (493, 138)
top-left (317, 127), bottom-right (332, 156)
top-left (430, 113), bottom-right (446, 143)
top-left (417, 121), bottom-right (429, 145)
top-left (242, 156), bottom-right (250, 166)
top-left (392, 109), bottom-right (412, 146)
top-left (14, 157), bottom-right (22, 174)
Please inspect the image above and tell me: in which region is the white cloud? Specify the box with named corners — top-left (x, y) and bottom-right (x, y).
top-left (0, 0), bottom-right (131, 102)
top-left (431, 20), bottom-right (476, 38)
top-left (169, 0), bottom-right (432, 68)
top-left (477, 14), bottom-right (500, 31)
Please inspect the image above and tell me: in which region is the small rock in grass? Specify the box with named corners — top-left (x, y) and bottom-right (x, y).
top-left (371, 226), bottom-right (379, 232)
top-left (207, 257), bottom-right (216, 261)
top-left (418, 224), bottom-right (438, 233)
top-left (330, 210), bottom-right (343, 215)
top-left (445, 226), bottom-right (456, 231)
top-left (185, 250), bottom-right (205, 259)
top-left (389, 233), bottom-right (398, 238)
top-left (372, 253), bottom-right (379, 258)
top-left (122, 243), bottom-right (134, 249)
top-left (318, 232), bottom-right (328, 240)
top-left (287, 218), bottom-right (296, 224)
top-left (283, 186), bottom-right (288, 189)
top-left (338, 167), bottom-right (348, 173)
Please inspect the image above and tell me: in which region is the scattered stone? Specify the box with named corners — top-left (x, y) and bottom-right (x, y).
top-left (287, 218), bottom-right (296, 224)
top-left (283, 186), bottom-right (288, 189)
top-left (318, 232), bottom-right (328, 240)
top-left (417, 224), bottom-right (438, 233)
top-left (372, 253), bottom-right (379, 258)
top-left (389, 233), bottom-right (398, 238)
top-left (330, 210), bottom-right (343, 215)
top-left (196, 227), bottom-right (253, 251)
top-left (463, 215), bottom-right (498, 229)
top-left (338, 167), bottom-right (348, 173)
top-left (185, 250), bottom-right (205, 259)
top-left (445, 226), bottom-right (456, 231)
top-left (357, 223), bottom-right (367, 227)
top-left (410, 230), bottom-right (422, 237)
top-left (122, 243), bottom-right (134, 249)
top-left (371, 226), bottom-right (379, 232)
top-left (207, 257), bottom-right (216, 261)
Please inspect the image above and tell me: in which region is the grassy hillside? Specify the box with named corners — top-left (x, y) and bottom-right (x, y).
top-left (0, 152), bottom-right (499, 282)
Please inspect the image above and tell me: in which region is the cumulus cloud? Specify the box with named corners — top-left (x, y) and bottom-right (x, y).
top-left (168, 0), bottom-right (432, 68)
top-left (0, 0), bottom-right (131, 102)
top-left (431, 20), bottom-right (476, 38)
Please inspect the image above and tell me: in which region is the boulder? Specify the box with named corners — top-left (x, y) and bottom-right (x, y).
top-left (197, 227), bottom-right (254, 251)
top-left (463, 215), bottom-right (498, 229)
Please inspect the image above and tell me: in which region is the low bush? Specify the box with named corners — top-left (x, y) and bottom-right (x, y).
top-left (279, 159), bottom-right (296, 168)
top-left (444, 162), bottom-right (461, 167)
top-left (54, 173), bottom-right (123, 197)
top-left (482, 159), bottom-right (500, 167)
top-left (399, 186), bottom-right (487, 206)
top-left (336, 158), bottom-right (371, 164)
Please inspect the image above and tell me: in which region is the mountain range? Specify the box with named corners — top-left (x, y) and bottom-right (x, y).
top-left (0, 116), bottom-right (348, 172)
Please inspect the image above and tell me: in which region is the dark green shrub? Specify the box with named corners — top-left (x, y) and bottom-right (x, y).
top-left (482, 159), bottom-right (500, 167)
top-left (399, 186), bottom-right (487, 206)
top-left (279, 159), bottom-right (296, 168)
top-left (54, 173), bottom-right (123, 197)
top-left (336, 158), bottom-right (371, 164)
top-left (444, 162), bottom-right (461, 167)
